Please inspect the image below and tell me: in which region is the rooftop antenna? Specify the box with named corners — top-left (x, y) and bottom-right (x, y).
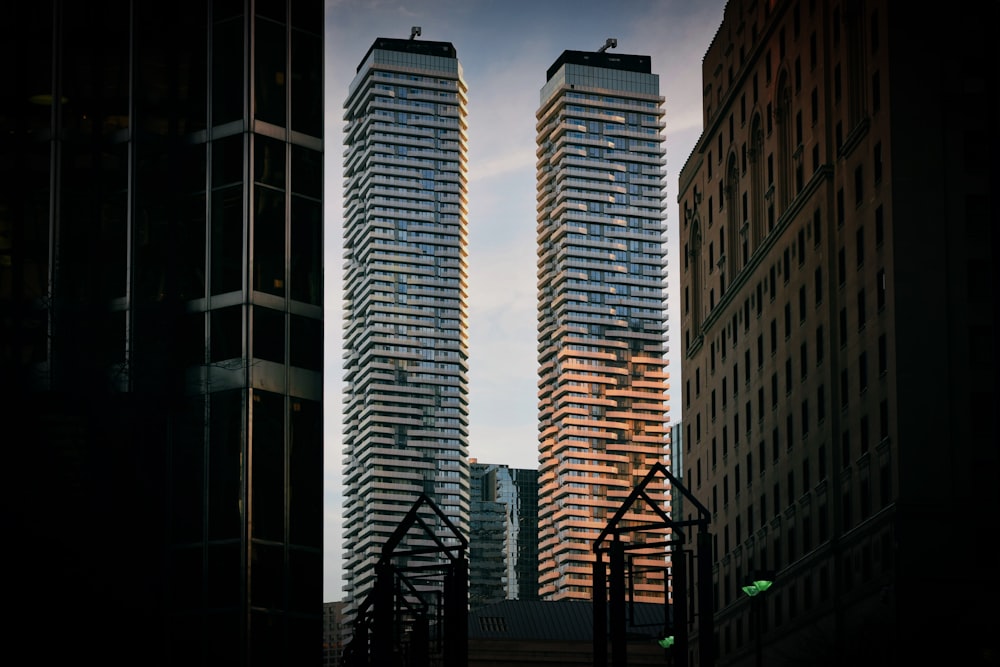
top-left (410, 26), bottom-right (421, 40)
top-left (597, 37), bottom-right (617, 53)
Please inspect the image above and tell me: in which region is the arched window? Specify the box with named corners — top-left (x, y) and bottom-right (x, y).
top-left (775, 73), bottom-right (793, 215)
top-left (748, 113), bottom-right (765, 252)
top-left (725, 153), bottom-right (741, 282)
top-left (689, 218), bottom-right (703, 334)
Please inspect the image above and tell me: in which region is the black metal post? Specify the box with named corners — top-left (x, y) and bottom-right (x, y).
top-left (673, 547), bottom-right (688, 667)
top-left (374, 562), bottom-right (394, 666)
top-left (593, 552), bottom-right (607, 667)
top-left (697, 529), bottom-right (714, 667)
top-left (754, 594), bottom-right (762, 667)
top-left (411, 613), bottom-right (429, 667)
top-left (444, 556), bottom-right (468, 667)
top-left (609, 539), bottom-right (627, 667)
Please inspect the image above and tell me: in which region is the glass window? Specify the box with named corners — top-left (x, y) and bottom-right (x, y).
top-left (291, 29), bottom-right (323, 136)
top-left (212, 16), bottom-right (244, 125)
top-left (170, 548), bottom-right (202, 610)
top-left (253, 187), bottom-right (285, 296)
top-left (211, 184), bottom-right (244, 294)
top-left (255, 135), bottom-right (286, 188)
top-left (213, 133), bottom-right (244, 188)
top-left (291, 145), bottom-right (322, 199)
top-left (290, 314), bottom-right (322, 371)
top-left (210, 305), bottom-right (243, 362)
top-left (254, 18), bottom-right (286, 126)
top-left (171, 396), bottom-right (206, 542)
top-left (290, 398), bottom-right (322, 547)
top-left (180, 192), bottom-right (207, 300)
top-left (134, 151), bottom-right (171, 301)
top-left (250, 545), bottom-right (283, 611)
top-left (209, 389), bottom-right (244, 539)
top-left (207, 543), bottom-right (241, 607)
top-left (256, 0), bottom-right (286, 22)
top-left (184, 312), bottom-right (206, 366)
top-left (253, 305), bottom-right (284, 363)
top-left (291, 0), bottom-right (322, 29)
top-left (252, 391), bottom-right (285, 543)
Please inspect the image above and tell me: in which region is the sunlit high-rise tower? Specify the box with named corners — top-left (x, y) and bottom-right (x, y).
top-left (535, 46), bottom-right (671, 602)
top-left (341, 34), bottom-right (470, 619)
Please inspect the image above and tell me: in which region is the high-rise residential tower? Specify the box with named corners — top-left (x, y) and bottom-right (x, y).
top-left (1, 2), bottom-right (324, 664)
top-left (678, 2), bottom-right (998, 665)
top-left (535, 47), bottom-right (671, 602)
top-left (341, 35), bottom-right (471, 620)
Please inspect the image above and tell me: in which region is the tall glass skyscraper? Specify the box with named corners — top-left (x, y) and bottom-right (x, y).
top-left (341, 35), bottom-right (470, 621)
top-left (1, 2), bottom-right (324, 664)
top-left (469, 461), bottom-right (540, 607)
top-left (535, 48), bottom-right (671, 602)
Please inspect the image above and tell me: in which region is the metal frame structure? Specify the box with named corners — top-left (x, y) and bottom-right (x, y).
top-left (344, 494), bottom-right (468, 667)
top-left (593, 462), bottom-right (713, 667)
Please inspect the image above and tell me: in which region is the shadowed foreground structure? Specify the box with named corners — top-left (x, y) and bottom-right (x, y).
top-left (1, 2), bottom-right (324, 663)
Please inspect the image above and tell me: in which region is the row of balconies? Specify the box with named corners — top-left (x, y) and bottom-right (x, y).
top-left (561, 106), bottom-right (627, 124)
top-left (368, 127), bottom-right (438, 147)
top-left (368, 72), bottom-right (461, 94)
top-left (367, 96), bottom-right (442, 113)
top-left (537, 118), bottom-right (587, 141)
top-left (559, 93), bottom-right (664, 117)
top-left (558, 153), bottom-right (628, 173)
top-left (373, 87), bottom-right (460, 105)
top-left (555, 176), bottom-right (628, 196)
top-left (604, 149), bottom-right (666, 165)
top-left (604, 126), bottom-right (664, 141)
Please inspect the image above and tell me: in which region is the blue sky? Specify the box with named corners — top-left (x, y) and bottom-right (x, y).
top-left (322, 0), bottom-right (728, 602)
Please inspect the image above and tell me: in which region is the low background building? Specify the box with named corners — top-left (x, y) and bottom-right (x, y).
top-left (469, 599), bottom-right (671, 667)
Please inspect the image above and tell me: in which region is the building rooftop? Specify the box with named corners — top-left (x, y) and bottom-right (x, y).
top-left (546, 50), bottom-right (652, 81)
top-left (357, 37), bottom-right (458, 72)
top-left (468, 599), bottom-right (669, 642)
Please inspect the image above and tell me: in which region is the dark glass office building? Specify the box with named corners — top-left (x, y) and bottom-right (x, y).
top-left (1, 2), bottom-right (324, 664)
top-left (469, 462), bottom-right (539, 607)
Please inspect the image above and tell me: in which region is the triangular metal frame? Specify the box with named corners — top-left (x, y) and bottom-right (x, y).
top-left (595, 462), bottom-right (710, 550)
top-left (381, 492), bottom-right (469, 564)
top-left (346, 493), bottom-right (469, 667)
top-left (592, 461), bottom-right (714, 667)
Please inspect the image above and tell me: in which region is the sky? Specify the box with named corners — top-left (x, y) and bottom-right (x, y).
top-left (322, 0), bottom-right (729, 602)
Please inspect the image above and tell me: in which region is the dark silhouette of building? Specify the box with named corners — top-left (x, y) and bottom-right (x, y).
top-left (677, 1), bottom-right (998, 666)
top-left (1, 2), bottom-right (324, 664)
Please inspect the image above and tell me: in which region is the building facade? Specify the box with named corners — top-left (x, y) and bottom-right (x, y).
top-left (1, 1), bottom-right (324, 664)
top-left (509, 465), bottom-right (541, 601)
top-left (341, 35), bottom-right (471, 622)
top-left (470, 461), bottom-right (540, 607)
top-left (323, 601), bottom-right (347, 667)
top-left (535, 48), bottom-right (672, 602)
top-left (677, 1), bottom-right (998, 665)
top-left (470, 463), bottom-right (510, 608)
